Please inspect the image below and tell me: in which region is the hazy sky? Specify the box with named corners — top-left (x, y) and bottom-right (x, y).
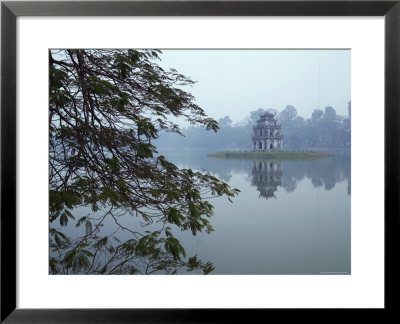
top-left (158, 50), bottom-right (350, 125)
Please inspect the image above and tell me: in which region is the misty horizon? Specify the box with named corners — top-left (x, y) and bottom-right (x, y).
top-left (158, 49), bottom-right (350, 126)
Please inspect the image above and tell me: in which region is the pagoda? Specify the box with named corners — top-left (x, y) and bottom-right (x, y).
top-left (252, 112), bottom-right (283, 150)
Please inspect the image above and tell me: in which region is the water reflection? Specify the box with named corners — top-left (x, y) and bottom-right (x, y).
top-left (248, 156), bottom-right (351, 199)
top-left (51, 151), bottom-right (351, 275)
top-left (163, 151), bottom-right (351, 274)
top-left (167, 151), bottom-right (351, 198)
top-left (251, 161), bottom-right (282, 200)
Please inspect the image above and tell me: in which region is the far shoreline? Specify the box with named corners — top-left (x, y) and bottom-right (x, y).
top-left (207, 150), bottom-right (334, 160)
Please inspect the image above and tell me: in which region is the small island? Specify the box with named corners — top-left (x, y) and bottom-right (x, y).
top-left (208, 112), bottom-right (334, 160)
top-left (207, 150), bottom-right (334, 160)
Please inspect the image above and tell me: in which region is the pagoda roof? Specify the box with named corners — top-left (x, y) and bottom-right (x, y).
top-left (258, 112), bottom-right (276, 120)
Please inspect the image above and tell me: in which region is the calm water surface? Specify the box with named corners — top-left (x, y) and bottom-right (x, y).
top-left (52, 151), bottom-right (350, 275)
top-left (163, 151), bottom-right (351, 275)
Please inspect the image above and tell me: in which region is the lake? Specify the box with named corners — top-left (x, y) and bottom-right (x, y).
top-left (50, 150), bottom-right (350, 275)
top-left (161, 150), bottom-right (351, 275)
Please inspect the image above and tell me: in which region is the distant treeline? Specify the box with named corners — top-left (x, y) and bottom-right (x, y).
top-left (155, 104), bottom-right (351, 150)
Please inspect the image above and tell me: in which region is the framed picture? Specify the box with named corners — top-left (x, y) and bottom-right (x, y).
top-left (1, 0), bottom-right (399, 321)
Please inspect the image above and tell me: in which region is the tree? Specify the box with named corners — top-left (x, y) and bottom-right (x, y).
top-left (218, 116), bottom-right (232, 127)
top-left (279, 105), bottom-right (297, 122)
top-left (49, 49), bottom-right (239, 274)
top-left (324, 106), bottom-right (336, 119)
top-left (311, 109), bottom-right (324, 122)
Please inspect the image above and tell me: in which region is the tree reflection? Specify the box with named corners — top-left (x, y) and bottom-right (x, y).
top-left (247, 155), bottom-right (350, 199)
top-left (198, 151), bottom-right (350, 199)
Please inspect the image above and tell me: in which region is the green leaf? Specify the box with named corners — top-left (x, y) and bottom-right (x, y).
top-left (85, 220), bottom-right (92, 235)
top-left (59, 212), bottom-right (68, 226)
top-left (94, 236), bottom-right (108, 248)
top-left (164, 237), bottom-right (186, 260)
top-left (62, 250), bottom-right (76, 268)
top-left (75, 216), bottom-right (87, 228)
top-left (49, 258), bottom-right (58, 273)
top-left (64, 209), bottom-right (75, 220)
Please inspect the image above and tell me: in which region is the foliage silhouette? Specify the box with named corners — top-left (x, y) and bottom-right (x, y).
top-left (49, 49), bottom-right (239, 274)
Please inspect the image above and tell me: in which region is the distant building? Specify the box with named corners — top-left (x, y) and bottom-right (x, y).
top-left (252, 112), bottom-right (283, 150)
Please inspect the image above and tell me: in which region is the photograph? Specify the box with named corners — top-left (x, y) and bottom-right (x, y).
top-left (49, 49), bottom-right (351, 275)
top-left (3, 0), bottom-right (399, 320)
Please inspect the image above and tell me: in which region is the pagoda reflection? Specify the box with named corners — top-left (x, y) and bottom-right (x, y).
top-left (251, 161), bottom-right (282, 200)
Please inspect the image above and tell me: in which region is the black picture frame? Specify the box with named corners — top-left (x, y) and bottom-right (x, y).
top-left (1, 0), bottom-right (399, 322)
